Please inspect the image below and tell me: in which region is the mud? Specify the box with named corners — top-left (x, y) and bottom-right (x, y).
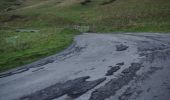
top-left (116, 62), bottom-right (124, 66)
top-left (20, 76), bottom-right (106, 100)
top-left (0, 68), bottom-right (29, 78)
top-left (105, 66), bottom-right (120, 76)
top-left (90, 63), bottom-right (142, 100)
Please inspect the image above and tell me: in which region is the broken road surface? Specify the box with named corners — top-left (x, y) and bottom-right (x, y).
top-left (0, 33), bottom-right (170, 100)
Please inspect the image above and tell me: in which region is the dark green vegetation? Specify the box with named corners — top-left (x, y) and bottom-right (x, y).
top-left (0, 0), bottom-right (18, 11)
top-left (0, 0), bottom-right (170, 71)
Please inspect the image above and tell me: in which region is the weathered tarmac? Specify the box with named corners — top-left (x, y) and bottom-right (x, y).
top-left (0, 33), bottom-right (170, 100)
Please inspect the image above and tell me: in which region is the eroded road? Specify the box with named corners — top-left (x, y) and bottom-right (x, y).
top-left (0, 33), bottom-right (170, 100)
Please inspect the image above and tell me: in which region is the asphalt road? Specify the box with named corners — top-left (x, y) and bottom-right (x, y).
top-left (0, 33), bottom-right (170, 100)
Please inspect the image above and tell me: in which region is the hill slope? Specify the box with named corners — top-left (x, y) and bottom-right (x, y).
top-left (1, 0), bottom-right (170, 32)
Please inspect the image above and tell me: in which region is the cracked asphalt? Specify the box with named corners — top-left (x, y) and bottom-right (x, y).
top-left (0, 33), bottom-right (170, 100)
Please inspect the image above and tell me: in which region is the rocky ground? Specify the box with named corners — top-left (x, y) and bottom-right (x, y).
top-left (0, 33), bottom-right (170, 100)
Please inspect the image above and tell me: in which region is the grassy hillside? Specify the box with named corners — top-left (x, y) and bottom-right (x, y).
top-left (0, 0), bottom-right (170, 71)
top-left (1, 0), bottom-right (170, 31)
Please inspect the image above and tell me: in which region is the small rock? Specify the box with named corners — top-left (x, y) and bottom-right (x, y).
top-left (116, 44), bottom-right (129, 51)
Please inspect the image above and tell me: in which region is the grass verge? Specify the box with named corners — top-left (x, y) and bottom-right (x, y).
top-left (0, 28), bottom-right (80, 72)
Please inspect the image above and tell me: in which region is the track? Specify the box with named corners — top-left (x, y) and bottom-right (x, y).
top-left (0, 33), bottom-right (170, 100)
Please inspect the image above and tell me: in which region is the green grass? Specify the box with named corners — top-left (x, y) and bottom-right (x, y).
top-left (0, 0), bottom-right (170, 71)
top-left (0, 28), bottom-right (79, 71)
